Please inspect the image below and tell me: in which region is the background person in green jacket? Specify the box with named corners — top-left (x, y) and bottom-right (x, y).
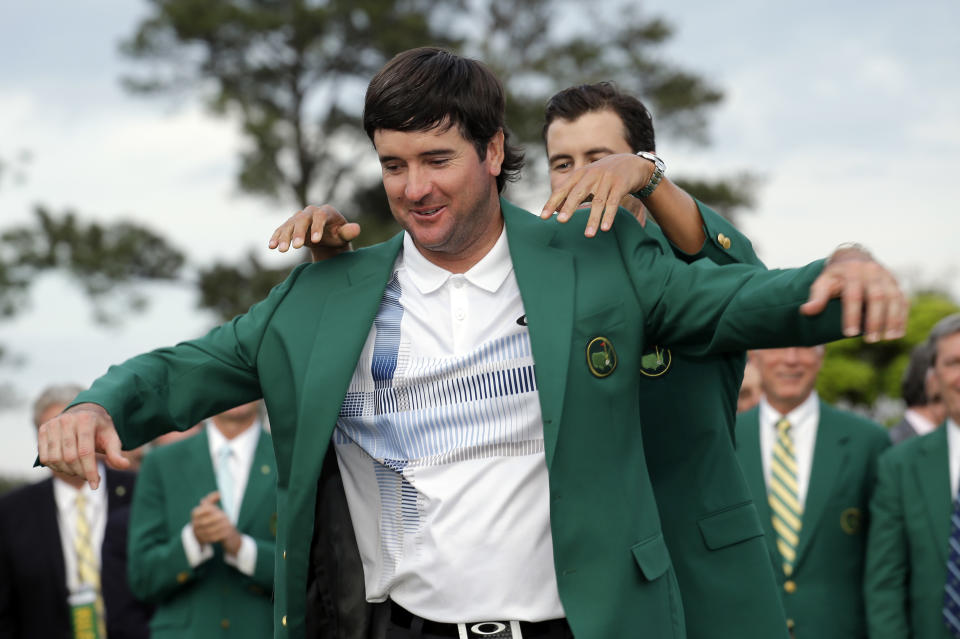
top-left (736, 346), bottom-right (890, 638)
top-left (865, 313), bottom-right (960, 639)
top-left (128, 401), bottom-right (277, 639)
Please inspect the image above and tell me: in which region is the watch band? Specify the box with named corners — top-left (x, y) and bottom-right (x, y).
top-left (634, 151), bottom-right (665, 199)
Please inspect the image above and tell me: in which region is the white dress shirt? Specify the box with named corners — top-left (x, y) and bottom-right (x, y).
top-left (334, 228), bottom-right (564, 622)
top-left (180, 421), bottom-right (261, 575)
top-left (759, 392), bottom-right (820, 508)
top-left (904, 408), bottom-right (939, 437)
top-left (53, 463), bottom-right (107, 593)
top-left (948, 418), bottom-right (960, 499)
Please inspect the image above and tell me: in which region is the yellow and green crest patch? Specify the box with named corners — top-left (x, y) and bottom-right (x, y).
top-left (640, 345), bottom-right (672, 378)
top-left (586, 336), bottom-right (617, 378)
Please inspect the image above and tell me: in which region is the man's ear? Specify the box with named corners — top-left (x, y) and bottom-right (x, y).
top-left (486, 129), bottom-right (505, 177)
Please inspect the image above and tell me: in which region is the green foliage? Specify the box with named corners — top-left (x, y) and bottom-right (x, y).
top-left (817, 291), bottom-right (960, 408)
top-left (0, 206), bottom-right (186, 324)
top-left (196, 252), bottom-right (291, 321)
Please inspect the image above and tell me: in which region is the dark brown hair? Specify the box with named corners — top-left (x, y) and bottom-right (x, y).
top-left (363, 47), bottom-right (523, 192)
top-left (543, 82), bottom-right (655, 153)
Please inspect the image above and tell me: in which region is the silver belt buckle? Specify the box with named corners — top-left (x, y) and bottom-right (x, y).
top-left (457, 620), bottom-right (523, 638)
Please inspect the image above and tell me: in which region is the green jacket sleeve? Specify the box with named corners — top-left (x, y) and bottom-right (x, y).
top-left (127, 452), bottom-right (205, 603)
top-left (615, 209), bottom-right (844, 356)
top-left (70, 263), bottom-right (311, 449)
top-left (863, 448), bottom-right (911, 639)
top-left (250, 537), bottom-right (276, 590)
top-left (670, 200), bottom-right (765, 267)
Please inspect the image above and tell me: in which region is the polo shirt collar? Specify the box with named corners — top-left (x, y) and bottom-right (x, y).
top-left (401, 226), bottom-right (513, 295)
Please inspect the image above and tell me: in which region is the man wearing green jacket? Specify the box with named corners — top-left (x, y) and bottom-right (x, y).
top-left (865, 313), bottom-right (960, 639)
top-left (736, 346), bottom-right (890, 638)
top-left (39, 48), bottom-right (905, 639)
top-left (128, 401), bottom-right (276, 638)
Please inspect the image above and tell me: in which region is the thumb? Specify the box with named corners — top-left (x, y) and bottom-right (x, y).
top-left (100, 427), bottom-right (131, 470)
top-left (202, 491), bottom-right (221, 506)
top-left (799, 272), bottom-right (839, 316)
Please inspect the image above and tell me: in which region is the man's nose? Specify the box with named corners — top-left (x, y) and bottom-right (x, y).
top-left (404, 166), bottom-right (433, 202)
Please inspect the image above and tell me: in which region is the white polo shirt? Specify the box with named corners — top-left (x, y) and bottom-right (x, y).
top-left (334, 228), bottom-right (564, 622)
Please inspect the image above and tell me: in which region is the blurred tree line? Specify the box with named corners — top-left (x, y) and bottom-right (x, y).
top-left (0, 0), bottom-right (954, 450)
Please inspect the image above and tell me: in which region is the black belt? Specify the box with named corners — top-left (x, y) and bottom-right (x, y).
top-left (389, 600), bottom-right (570, 638)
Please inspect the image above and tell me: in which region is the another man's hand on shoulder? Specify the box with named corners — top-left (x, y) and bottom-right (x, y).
top-left (540, 153), bottom-right (654, 237)
top-left (37, 402), bottom-right (129, 490)
top-left (268, 204), bottom-right (361, 263)
top-left (800, 244), bottom-right (908, 343)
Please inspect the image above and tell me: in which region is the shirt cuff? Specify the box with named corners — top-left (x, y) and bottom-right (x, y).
top-left (223, 534), bottom-right (258, 576)
top-left (181, 523), bottom-right (213, 567)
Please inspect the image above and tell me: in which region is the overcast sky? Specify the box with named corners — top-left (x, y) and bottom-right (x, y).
top-left (1, 0), bottom-right (957, 478)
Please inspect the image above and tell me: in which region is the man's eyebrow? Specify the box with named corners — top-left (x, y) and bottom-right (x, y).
top-left (379, 149), bottom-right (456, 164)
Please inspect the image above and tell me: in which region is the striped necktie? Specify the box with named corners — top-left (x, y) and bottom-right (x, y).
top-left (943, 487), bottom-right (960, 636)
top-left (75, 491), bottom-right (107, 637)
top-left (769, 417), bottom-right (803, 577)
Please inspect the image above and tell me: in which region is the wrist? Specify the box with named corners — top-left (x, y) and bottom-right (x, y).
top-left (223, 529), bottom-right (243, 555)
top-left (632, 152), bottom-right (665, 199)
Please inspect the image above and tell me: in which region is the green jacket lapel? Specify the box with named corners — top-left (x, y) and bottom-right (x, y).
top-left (292, 234), bottom-right (404, 491)
top-left (738, 410), bottom-right (779, 566)
top-left (914, 425), bottom-right (951, 565)
top-left (502, 200), bottom-right (573, 469)
top-left (794, 401), bottom-right (849, 567)
top-left (237, 429), bottom-right (275, 532)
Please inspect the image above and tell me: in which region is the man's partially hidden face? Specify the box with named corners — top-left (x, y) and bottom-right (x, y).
top-left (933, 332), bottom-right (960, 424)
top-left (545, 109), bottom-right (634, 187)
top-left (753, 346), bottom-right (825, 414)
top-left (544, 108), bottom-right (643, 217)
top-left (374, 123), bottom-right (505, 272)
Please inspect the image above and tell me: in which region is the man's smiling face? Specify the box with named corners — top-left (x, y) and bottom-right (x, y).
top-left (374, 123), bottom-right (505, 272)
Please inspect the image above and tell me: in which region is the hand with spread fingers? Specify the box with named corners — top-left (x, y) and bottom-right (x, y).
top-left (801, 245), bottom-right (908, 343)
top-left (37, 402), bottom-right (129, 489)
top-left (540, 153), bottom-right (655, 237)
top-left (268, 204), bottom-right (361, 263)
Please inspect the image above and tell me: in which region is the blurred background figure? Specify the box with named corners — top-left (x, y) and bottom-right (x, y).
top-left (0, 384), bottom-right (152, 638)
top-left (127, 400), bottom-right (276, 639)
top-left (737, 347), bottom-right (889, 638)
top-left (866, 313), bottom-right (960, 639)
top-left (738, 355), bottom-right (763, 414)
top-left (890, 341), bottom-right (946, 444)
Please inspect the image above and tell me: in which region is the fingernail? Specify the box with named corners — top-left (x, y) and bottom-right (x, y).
top-left (293, 238), bottom-right (303, 248)
top-left (844, 326), bottom-right (859, 337)
top-left (279, 242), bottom-right (288, 251)
top-left (585, 226), bottom-right (596, 237)
top-left (312, 232), bottom-right (321, 242)
top-left (867, 332), bottom-right (879, 342)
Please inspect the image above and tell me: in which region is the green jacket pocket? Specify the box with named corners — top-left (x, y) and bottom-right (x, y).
top-left (697, 502), bottom-right (764, 550)
top-left (631, 532), bottom-right (672, 581)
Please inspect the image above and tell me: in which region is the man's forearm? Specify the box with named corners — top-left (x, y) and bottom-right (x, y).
top-left (641, 177), bottom-right (705, 254)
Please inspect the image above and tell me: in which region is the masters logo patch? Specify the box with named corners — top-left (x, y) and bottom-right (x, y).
top-left (840, 507), bottom-right (861, 535)
top-left (586, 336), bottom-right (617, 378)
top-left (640, 346), bottom-right (672, 378)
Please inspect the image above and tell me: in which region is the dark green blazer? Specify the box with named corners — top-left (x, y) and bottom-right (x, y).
top-left (736, 401), bottom-right (890, 639)
top-left (641, 207), bottom-right (788, 639)
top-left (75, 200), bottom-right (844, 639)
top-left (865, 424), bottom-right (953, 639)
top-left (127, 427), bottom-right (277, 639)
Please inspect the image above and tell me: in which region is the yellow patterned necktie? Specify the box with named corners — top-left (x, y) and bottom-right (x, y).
top-left (769, 417), bottom-right (803, 576)
top-left (75, 492), bottom-right (107, 638)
